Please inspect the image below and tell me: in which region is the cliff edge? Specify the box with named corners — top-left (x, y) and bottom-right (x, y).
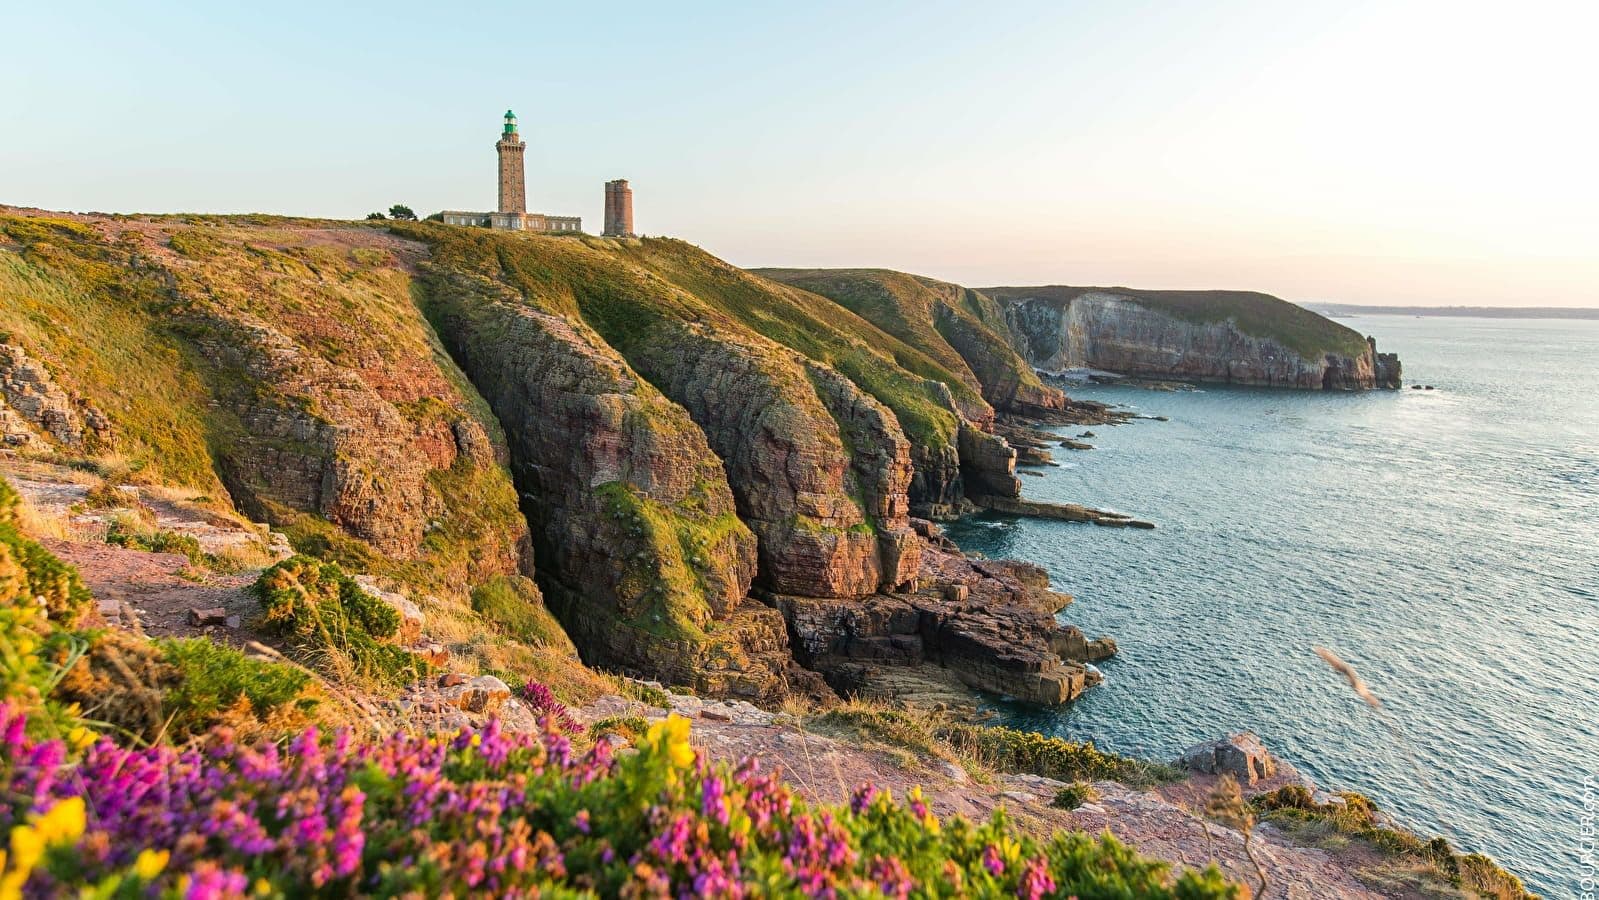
top-left (985, 285), bottom-right (1403, 390)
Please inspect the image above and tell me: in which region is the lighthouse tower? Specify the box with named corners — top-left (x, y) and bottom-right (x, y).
top-left (496, 110), bottom-right (527, 218)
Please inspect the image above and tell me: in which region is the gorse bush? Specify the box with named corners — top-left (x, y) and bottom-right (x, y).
top-left (0, 477), bottom-right (95, 740)
top-left (155, 638), bottom-right (319, 741)
top-left (0, 478), bottom-right (92, 629)
top-left (253, 555), bottom-right (427, 686)
top-left (940, 723), bottom-right (1182, 787)
top-left (1253, 786), bottom-right (1535, 899)
top-left (0, 705), bottom-right (1239, 898)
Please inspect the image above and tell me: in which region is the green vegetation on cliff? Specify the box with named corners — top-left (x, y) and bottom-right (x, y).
top-left (0, 216), bottom-right (222, 490)
top-left (983, 284), bottom-right (1371, 361)
top-left (1254, 785), bottom-right (1535, 899)
top-left (757, 268), bottom-right (1063, 416)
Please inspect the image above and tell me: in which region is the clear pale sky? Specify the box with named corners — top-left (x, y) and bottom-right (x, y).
top-left (6, 0), bottom-right (1595, 306)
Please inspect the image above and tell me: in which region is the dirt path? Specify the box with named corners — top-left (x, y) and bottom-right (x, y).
top-left (45, 539), bottom-right (261, 641)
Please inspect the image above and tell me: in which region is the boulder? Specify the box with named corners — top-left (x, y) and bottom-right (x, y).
top-left (443, 675), bottom-right (513, 714)
top-left (1177, 731), bottom-right (1281, 785)
top-left (186, 607), bottom-right (228, 627)
top-left (354, 575), bottom-right (424, 646)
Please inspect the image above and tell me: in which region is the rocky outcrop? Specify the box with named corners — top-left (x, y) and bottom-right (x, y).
top-left (1177, 732), bottom-right (1285, 785)
top-left (191, 313), bottom-right (450, 557)
top-left (957, 423), bottom-right (1021, 499)
top-left (420, 282), bottom-right (799, 695)
top-left (975, 494), bottom-right (1156, 529)
top-left (988, 287), bottom-right (1402, 391)
top-left (774, 530), bottom-right (1109, 705)
top-left (0, 342), bottom-right (109, 449)
top-left (585, 308), bottom-right (918, 599)
top-left (929, 294), bottom-right (1068, 416)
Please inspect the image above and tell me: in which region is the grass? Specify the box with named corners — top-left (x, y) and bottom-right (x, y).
top-left (470, 574), bottom-right (577, 653)
top-left (758, 267), bottom-right (1055, 417)
top-left (154, 637), bottom-right (319, 741)
top-left (1253, 785), bottom-right (1536, 899)
top-left (811, 700), bottom-right (1179, 788)
top-left (982, 284), bottom-right (1372, 361)
top-left (939, 722), bottom-right (1182, 788)
top-left (0, 216), bottom-right (224, 491)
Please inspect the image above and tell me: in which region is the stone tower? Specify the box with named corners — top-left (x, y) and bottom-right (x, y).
top-left (496, 110), bottom-right (526, 215)
top-left (603, 179), bottom-right (634, 237)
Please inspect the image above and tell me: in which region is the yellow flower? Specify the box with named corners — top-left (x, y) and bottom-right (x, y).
top-left (32, 797), bottom-right (85, 846)
top-left (645, 715), bottom-right (696, 770)
top-left (254, 877), bottom-right (273, 895)
top-left (66, 726), bottom-right (95, 752)
top-left (133, 848), bottom-right (169, 881)
top-left (8, 826), bottom-right (44, 875)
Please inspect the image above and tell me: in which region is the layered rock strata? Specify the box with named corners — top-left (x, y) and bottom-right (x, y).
top-left (421, 278), bottom-right (799, 698)
top-left (0, 342), bottom-right (109, 449)
top-left (772, 530), bottom-right (1111, 705)
top-left (990, 287), bottom-right (1402, 390)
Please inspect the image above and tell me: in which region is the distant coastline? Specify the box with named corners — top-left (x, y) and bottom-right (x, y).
top-left (1307, 302), bottom-right (1599, 320)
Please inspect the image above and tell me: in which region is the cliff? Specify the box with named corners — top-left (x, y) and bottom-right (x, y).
top-left (754, 268), bottom-right (1058, 418)
top-left (0, 207), bottom-right (1116, 709)
top-left (0, 207), bottom-right (1531, 898)
top-left (985, 285), bottom-right (1402, 390)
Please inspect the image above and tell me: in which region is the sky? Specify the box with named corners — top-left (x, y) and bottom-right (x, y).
top-left (5, 0), bottom-right (1596, 307)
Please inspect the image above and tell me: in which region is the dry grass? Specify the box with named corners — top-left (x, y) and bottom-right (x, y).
top-left (809, 697), bottom-right (993, 782)
top-left (12, 497), bottom-right (81, 541)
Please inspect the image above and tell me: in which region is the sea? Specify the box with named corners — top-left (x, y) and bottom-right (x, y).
top-left (947, 315), bottom-right (1599, 897)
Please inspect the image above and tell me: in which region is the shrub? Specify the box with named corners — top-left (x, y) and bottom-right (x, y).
top-left (590, 714), bottom-right (649, 744)
top-left (253, 555), bottom-right (426, 686)
top-left (939, 723), bottom-right (1182, 787)
top-left (0, 706), bottom-right (1239, 898)
top-left (104, 520), bottom-right (205, 565)
top-left (520, 679), bottom-right (584, 733)
top-left (1053, 782), bottom-right (1100, 810)
top-left (155, 638), bottom-right (318, 740)
top-left (1253, 785), bottom-right (1533, 899)
top-left (1, 479), bottom-right (93, 629)
top-left (48, 628), bottom-right (177, 741)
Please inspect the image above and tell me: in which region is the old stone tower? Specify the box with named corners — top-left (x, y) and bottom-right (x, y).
top-left (603, 179), bottom-right (635, 237)
top-left (496, 110), bottom-right (526, 215)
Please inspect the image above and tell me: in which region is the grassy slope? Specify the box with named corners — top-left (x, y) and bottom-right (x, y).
top-left (615, 242), bottom-right (969, 446)
top-left (0, 211), bottom-right (606, 701)
top-left (756, 268), bottom-right (1060, 414)
top-left (751, 268), bottom-right (990, 406)
top-left (983, 285), bottom-right (1372, 361)
top-left (0, 216), bottom-right (225, 491)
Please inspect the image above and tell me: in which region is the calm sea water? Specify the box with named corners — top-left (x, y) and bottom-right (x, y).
top-left (948, 316), bottom-right (1599, 897)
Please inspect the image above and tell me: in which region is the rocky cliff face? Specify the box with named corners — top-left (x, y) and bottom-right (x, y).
top-left (419, 272), bottom-right (798, 698)
top-left (1, 208), bottom-right (1132, 709)
top-left (990, 288), bottom-right (1402, 390)
top-left (0, 213), bottom-right (531, 593)
top-left (0, 342), bottom-right (110, 450)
